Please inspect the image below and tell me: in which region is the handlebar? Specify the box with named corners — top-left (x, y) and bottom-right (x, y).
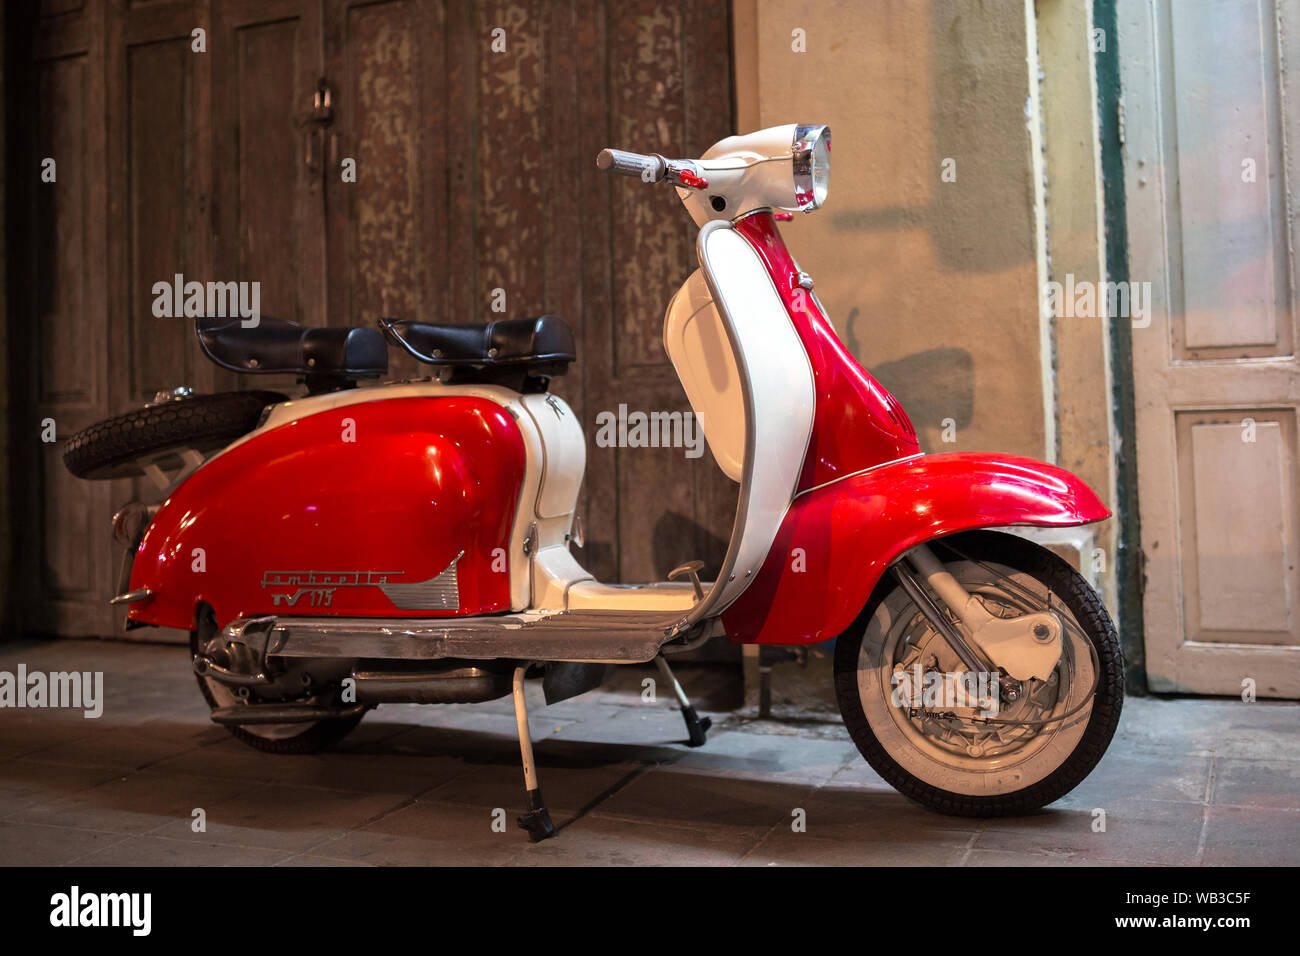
top-left (596, 148), bottom-right (708, 190)
top-left (597, 148), bottom-right (666, 181)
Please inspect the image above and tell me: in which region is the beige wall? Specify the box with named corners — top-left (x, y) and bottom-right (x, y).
top-left (733, 0), bottom-right (1118, 608)
top-left (735, 0), bottom-right (1049, 456)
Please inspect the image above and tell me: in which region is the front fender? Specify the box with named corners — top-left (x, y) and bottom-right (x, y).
top-left (720, 452), bottom-right (1110, 644)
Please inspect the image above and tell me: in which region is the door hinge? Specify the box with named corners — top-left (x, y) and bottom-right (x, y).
top-left (1116, 96), bottom-right (1126, 147)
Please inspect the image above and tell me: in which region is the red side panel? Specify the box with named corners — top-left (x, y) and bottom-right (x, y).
top-left (735, 212), bottom-right (920, 491)
top-left (721, 452), bottom-right (1111, 645)
top-left (127, 396), bottom-right (525, 630)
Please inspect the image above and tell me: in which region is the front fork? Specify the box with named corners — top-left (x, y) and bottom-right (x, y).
top-left (892, 543), bottom-right (1063, 684)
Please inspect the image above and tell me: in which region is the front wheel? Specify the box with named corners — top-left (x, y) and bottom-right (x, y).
top-left (834, 530), bottom-right (1123, 816)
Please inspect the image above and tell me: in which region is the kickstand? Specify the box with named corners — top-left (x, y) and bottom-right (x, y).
top-left (655, 654), bottom-right (712, 747)
top-left (512, 665), bottom-right (556, 842)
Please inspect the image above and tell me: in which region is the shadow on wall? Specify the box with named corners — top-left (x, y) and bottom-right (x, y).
top-left (572, 509), bottom-right (730, 591)
top-left (845, 305), bottom-right (975, 454)
top-left (653, 509), bottom-right (730, 583)
top-left (770, 0), bottom-right (1045, 466)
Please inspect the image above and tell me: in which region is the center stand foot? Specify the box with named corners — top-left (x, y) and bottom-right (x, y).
top-left (654, 654), bottom-right (712, 747)
top-left (512, 665), bottom-right (557, 842)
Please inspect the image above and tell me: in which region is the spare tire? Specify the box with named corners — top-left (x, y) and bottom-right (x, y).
top-left (64, 390), bottom-right (286, 480)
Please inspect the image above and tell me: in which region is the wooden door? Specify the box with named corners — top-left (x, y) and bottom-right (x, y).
top-left (584, 1), bottom-right (737, 584)
top-left (14, 2), bottom-right (115, 637)
top-left (210, 1), bottom-right (326, 335)
top-left (12, 0), bottom-right (328, 638)
top-left (209, 0), bottom-right (327, 396)
top-left (1120, 0), bottom-right (1300, 696)
top-left (102, 1), bottom-right (220, 643)
top-left (10, 0), bottom-right (734, 639)
top-left (320, 0), bottom-right (737, 585)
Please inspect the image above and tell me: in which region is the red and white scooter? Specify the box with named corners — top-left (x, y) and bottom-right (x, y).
top-left (66, 124), bottom-right (1122, 840)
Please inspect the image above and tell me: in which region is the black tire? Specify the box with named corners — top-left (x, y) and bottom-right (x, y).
top-left (63, 390), bottom-right (286, 480)
top-left (833, 530), bottom-right (1123, 817)
top-left (189, 606), bottom-right (366, 755)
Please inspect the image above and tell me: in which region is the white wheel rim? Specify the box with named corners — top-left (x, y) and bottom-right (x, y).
top-left (856, 559), bottom-right (1096, 796)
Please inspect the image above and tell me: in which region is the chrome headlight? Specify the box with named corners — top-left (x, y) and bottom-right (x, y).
top-left (792, 124), bottom-right (831, 212)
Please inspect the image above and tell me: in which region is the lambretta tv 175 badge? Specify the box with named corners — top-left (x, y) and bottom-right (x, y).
top-left (260, 570), bottom-right (395, 608)
top-left (261, 551), bottom-right (463, 610)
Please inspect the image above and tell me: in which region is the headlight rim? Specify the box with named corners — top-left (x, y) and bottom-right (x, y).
top-left (792, 124), bottom-right (831, 212)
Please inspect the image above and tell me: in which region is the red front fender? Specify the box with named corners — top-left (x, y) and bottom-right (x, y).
top-left (720, 452), bottom-right (1110, 645)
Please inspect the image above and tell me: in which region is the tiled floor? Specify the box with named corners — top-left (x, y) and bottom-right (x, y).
top-left (1, 637), bottom-right (1297, 866)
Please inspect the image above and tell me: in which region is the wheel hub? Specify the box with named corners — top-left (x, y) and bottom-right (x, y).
top-left (891, 589), bottom-right (1067, 762)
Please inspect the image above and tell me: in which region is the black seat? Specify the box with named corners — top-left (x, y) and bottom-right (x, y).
top-left (195, 315), bottom-right (388, 390)
top-left (381, 315), bottom-right (575, 386)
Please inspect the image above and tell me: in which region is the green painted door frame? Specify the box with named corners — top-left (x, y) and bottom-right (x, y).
top-left (1092, 0), bottom-right (1146, 695)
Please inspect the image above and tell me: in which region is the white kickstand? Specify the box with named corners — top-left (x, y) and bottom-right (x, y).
top-left (512, 665), bottom-right (556, 842)
top-left (654, 655), bottom-right (712, 747)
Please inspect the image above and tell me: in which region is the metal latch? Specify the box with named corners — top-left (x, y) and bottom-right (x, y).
top-left (303, 79), bottom-right (335, 172)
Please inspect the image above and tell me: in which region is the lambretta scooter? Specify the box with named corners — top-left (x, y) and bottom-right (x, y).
top-left (65, 124), bottom-right (1122, 840)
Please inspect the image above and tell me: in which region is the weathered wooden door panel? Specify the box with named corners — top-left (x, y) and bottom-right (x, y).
top-left (18, 4), bottom-right (115, 636)
top-left (322, 0), bottom-right (448, 386)
top-left (102, 2), bottom-right (218, 642)
top-left (1120, 0), bottom-right (1300, 696)
top-left (322, 0), bottom-right (736, 584)
top-left (210, 0), bottom-right (326, 396)
top-left (592, 0), bottom-right (736, 584)
top-left (108, 3), bottom-right (215, 407)
top-left (213, 1), bottom-right (324, 324)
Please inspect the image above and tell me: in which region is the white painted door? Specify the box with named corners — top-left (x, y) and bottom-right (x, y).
top-left (1120, 0), bottom-right (1300, 696)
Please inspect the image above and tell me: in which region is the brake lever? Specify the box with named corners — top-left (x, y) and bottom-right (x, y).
top-left (662, 158), bottom-right (708, 190)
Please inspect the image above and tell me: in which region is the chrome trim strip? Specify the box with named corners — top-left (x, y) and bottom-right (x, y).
top-left (730, 202), bottom-right (798, 225)
top-left (379, 550), bottom-right (463, 611)
top-left (793, 453), bottom-right (926, 500)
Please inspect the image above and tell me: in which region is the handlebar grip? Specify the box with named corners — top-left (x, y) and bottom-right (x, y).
top-left (596, 148), bottom-right (666, 182)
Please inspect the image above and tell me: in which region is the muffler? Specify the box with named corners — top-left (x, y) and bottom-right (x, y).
top-left (349, 665), bottom-right (513, 704)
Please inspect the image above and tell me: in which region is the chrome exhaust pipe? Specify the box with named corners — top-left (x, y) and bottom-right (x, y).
top-left (349, 666), bottom-right (512, 704)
